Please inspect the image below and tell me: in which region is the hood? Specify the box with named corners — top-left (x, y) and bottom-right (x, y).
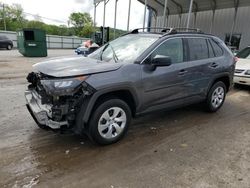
top-left (33, 56), bottom-right (122, 77)
top-left (236, 58), bottom-right (250, 70)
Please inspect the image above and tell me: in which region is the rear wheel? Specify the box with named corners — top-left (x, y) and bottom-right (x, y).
top-left (88, 99), bottom-right (131, 145)
top-left (6, 44), bottom-right (12, 50)
top-left (205, 81), bottom-right (226, 112)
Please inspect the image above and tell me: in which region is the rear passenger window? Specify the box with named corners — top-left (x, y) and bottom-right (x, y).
top-left (188, 38), bottom-right (208, 61)
top-left (210, 39), bottom-right (223, 57)
top-left (207, 39), bottom-right (215, 58)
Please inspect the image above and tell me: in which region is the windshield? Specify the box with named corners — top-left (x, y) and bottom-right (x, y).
top-left (236, 47), bottom-right (250, 59)
top-left (89, 34), bottom-right (158, 63)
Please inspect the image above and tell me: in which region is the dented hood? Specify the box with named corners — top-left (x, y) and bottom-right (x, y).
top-left (33, 56), bottom-right (122, 77)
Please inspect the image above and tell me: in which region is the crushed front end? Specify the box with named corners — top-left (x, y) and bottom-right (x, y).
top-left (25, 72), bottom-right (95, 130)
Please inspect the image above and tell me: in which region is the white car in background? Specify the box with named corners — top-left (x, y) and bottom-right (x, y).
top-left (234, 46), bottom-right (250, 86)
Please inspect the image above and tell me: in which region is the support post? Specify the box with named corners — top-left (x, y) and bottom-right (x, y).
top-left (94, 3), bottom-right (97, 27)
top-left (102, 0), bottom-right (106, 45)
top-left (147, 7), bottom-right (153, 31)
top-left (178, 14), bottom-right (182, 27)
top-left (186, 0), bottom-right (193, 29)
top-left (143, 0), bottom-right (147, 30)
top-left (127, 0), bottom-right (131, 31)
top-left (210, 10), bottom-right (215, 33)
top-left (193, 12), bottom-right (197, 28)
top-left (2, 3), bottom-right (6, 31)
top-left (229, 7), bottom-right (238, 46)
top-left (163, 0), bottom-right (168, 27)
top-left (102, 0), bottom-right (109, 44)
top-left (114, 0), bottom-right (118, 38)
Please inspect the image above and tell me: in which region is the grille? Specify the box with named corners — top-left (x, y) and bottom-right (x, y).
top-left (235, 69), bottom-right (244, 74)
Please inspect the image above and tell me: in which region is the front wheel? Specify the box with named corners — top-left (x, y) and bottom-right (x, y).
top-left (88, 99), bottom-right (131, 145)
top-left (205, 81), bottom-right (226, 112)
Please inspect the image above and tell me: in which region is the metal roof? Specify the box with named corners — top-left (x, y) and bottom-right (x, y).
top-left (138, 0), bottom-right (250, 16)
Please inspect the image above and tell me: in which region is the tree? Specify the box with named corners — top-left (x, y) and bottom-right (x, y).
top-left (0, 3), bottom-right (26, 30)
top-left (81, 23), bottom-right (95, 38)
top-left (69, 12), bottom-right (93, 36)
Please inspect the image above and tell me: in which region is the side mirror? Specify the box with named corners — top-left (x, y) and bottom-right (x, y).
top-left (151, 55), bottom-right (172, 67)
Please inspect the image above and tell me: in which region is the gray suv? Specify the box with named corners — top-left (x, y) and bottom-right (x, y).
top-left (25, 28), bottom-right (235, 145)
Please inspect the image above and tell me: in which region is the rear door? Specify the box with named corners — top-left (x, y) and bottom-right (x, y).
top-left (184, 37), bottom-right (215, 96)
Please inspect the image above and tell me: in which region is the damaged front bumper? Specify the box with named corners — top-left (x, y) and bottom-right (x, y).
top-left (25, 89), bottom-right (68, 129)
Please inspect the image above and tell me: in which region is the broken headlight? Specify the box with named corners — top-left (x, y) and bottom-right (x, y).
top-left (245, 70), bottom-right (250, 75)
top-left (41, 76), bottom-right (88, 96)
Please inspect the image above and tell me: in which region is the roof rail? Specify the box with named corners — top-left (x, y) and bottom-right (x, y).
top-left (130, 27), bottom-right (174, 34)
top-left (128, 27), bottom-right (203, 36)
top-left (161, 27), bottom-right (203, 37)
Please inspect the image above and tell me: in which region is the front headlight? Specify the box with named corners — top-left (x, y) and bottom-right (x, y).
top-left (245, 70), bottom-right (250, 75)
top-left (41, 76), bottom-right (88, 96)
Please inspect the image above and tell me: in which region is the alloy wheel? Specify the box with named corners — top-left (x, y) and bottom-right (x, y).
top-left (98, 107), bottom-right (127, 139)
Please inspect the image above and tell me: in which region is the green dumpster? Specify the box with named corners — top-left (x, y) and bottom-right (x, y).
top-left (17, 29), bottom-right (47, 57)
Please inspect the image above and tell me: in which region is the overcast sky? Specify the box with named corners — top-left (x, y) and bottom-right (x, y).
top-left (1, 0), bottom-right (146, 30)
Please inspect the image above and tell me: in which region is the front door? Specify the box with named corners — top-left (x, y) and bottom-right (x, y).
top-left (141, 38), bottom-right (190, 110)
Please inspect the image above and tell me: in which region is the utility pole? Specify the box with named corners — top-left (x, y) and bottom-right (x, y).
top-left (1, 3), bottom-right (6, 30)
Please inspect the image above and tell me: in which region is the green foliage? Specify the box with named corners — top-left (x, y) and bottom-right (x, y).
top-left (0, 2), bottom-right (126, 40)
top-left (0, 3), bottom-right (26, 30)
top-left (82, 24), bottom-right (95, 38)
top-left (109, 28), bottom-right (127, 41)
top-left (69, 12), bottom-right (93, 36)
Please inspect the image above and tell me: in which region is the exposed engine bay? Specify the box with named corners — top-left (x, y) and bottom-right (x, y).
top-left (25, 72), bottom-right (95, 130)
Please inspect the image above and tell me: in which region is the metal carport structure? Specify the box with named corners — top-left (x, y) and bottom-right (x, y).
top-left (93, 0), bottom-right (250, 49)
top-left (138, 0), bottom-right (250, 49)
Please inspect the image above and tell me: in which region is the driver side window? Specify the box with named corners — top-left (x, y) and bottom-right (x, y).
top-left (145, 38), bottom-right (184, 64)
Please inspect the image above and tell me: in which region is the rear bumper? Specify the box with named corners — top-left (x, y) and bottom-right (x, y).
top-left (25, 89), bottom-right (68, 129)
top-left (234, 75), bottom-right (250, 86)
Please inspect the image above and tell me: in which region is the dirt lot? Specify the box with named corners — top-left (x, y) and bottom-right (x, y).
top-left (0, 49), bottom-right (250, 188)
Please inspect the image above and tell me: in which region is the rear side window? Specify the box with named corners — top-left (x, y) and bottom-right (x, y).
top-left (207, 39), bottom-right (215, 58)
top-left (210, 39), bottom-right (223, 57)
top-left (187, 38), bottom-right (208, 61)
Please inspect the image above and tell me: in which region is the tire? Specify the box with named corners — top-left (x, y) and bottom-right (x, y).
top-left (205, 81), bottom-right (226, 112)
top-left (88, 98), bottom-right (132, 145)
top-left (6, 44), bottom-right (12, 50)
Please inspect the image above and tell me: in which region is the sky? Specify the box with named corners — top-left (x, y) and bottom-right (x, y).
top-left (1, 0), bottom-right (146, 31)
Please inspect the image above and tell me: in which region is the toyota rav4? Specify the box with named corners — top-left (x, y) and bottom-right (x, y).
top-left (25, 28), bottom-right (235, 145)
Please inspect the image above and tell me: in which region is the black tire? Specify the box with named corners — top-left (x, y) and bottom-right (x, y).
top-left (205, 81), bottom-right (226, 112)
top-left (6, 44), bottom-right (12, 50)
top-left (88, 98), bottom-right (132, 145)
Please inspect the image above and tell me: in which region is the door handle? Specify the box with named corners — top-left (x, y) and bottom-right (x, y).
top-left (178, 69), bottom-right (188, 75)
top-left (209, 62), bottom-right (218, 68)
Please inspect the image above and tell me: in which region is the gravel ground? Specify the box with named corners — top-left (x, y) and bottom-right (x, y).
top-left (0, 49), bottom-right (250, 188)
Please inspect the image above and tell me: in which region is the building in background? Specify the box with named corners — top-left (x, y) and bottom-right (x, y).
top-left (138, 0), bottom-right (250, 50)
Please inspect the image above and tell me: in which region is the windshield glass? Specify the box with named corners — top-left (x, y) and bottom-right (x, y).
top-left (89, 34), bottom-right (158, 63)
top-left (236, 47), bottom-right (250, 59)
